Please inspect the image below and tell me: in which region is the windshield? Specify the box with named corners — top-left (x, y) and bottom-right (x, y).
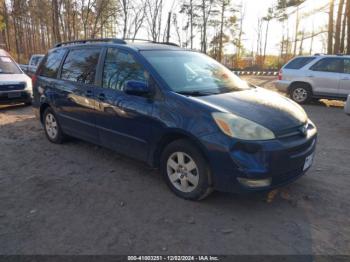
top-left (0, 56), bottom-right (21, 74)
top-left (142, 50), bottom-right (251, 95)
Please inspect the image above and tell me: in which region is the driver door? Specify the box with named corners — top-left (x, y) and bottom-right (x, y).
top-left (339, 58), bottom-right (350, 96)
top-left (308, 57), bottom-right (342, 95)
top-left (94, 48), bottom-right (154, 161)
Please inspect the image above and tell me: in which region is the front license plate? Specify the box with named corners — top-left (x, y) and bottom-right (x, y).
top-left (303, 154), bottom-right (314, 171)
top-left (8, 92), bottom-right (21, 98)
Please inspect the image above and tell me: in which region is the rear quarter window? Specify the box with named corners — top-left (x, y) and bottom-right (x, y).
top-left (40, 49), bottom-right (66, 78)
top-left (284, 57), bottom-right (316, 70)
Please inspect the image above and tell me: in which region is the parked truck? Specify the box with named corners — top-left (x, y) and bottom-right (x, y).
top-left (20, 54), bottom-right (44, 76)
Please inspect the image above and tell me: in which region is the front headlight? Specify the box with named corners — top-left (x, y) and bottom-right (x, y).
top-left (24, 80), bottom-right (33, 94)
top-left (212, 112), bottom-right (275, 140)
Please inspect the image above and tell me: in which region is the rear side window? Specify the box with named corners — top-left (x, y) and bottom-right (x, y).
top-left (102, 48), bottom-right (146, 90)
top-left (61, 48), bottom-right (101, 85)
top-left (40, 49), bottom-right (66, 78)
top-left (310, 58), bottom-right (343, 73)
top-left (284, 57), bottom-right (316, 69)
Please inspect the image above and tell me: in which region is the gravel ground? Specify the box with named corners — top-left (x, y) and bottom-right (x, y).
top-left (0, 77), bottom-right (349, 255)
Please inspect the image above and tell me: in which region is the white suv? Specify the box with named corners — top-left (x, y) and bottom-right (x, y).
top-left (0, 49), bottom-right (32, 105)
top-left (276, 55), bottom-right (350, 104)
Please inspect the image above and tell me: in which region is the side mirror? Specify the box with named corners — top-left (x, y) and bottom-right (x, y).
top-left (124, 80), bottom-right (150, 96)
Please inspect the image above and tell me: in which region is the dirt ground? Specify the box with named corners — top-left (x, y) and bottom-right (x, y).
top-left (0, 76), bottom-right (349, 255)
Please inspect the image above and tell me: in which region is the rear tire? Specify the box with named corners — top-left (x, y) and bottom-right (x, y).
top-left (289, 84), bottom-right (312, 104)
top-left (160, 139), bottom-right (213, 200)
top-left (43, 107), bottom-right (65, 144)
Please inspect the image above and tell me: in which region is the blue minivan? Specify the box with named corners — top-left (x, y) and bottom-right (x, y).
top-left (33, 39), bottom-right (317, 200)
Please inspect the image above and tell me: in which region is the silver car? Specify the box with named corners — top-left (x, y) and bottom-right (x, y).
top-left (345, 95), bottom-right (350, 115)
top-left (276, 55), bottom-right (350, 104)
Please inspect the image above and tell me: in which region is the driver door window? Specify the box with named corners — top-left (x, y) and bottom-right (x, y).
top-left (308, 58), bottom-right (342, 94)
top-left (310, 58), bottom-right (344, 73)
top-left (102, 48), bottom-right (147, 90)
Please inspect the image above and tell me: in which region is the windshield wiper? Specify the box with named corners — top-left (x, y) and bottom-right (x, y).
top-left (176, 91), bottom-right (218, 97)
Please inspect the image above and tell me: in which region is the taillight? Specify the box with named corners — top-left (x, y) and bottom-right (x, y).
top-left (31, 74), bottom-right (38, 86)
top-left (278, 69), bottom-right (282, 80)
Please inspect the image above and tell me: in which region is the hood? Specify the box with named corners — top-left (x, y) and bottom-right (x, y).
top-left (191, 88), bottom-right (307, 133)
top-left (0, 73), bottom-right (30, 84)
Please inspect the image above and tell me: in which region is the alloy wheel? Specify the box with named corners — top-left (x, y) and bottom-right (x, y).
top-left (166, 152), bottom-right (199, 193)
top-left (292, 88), bottom-right (308, 103)
top-left (45, 113), bottom-right (58, 140)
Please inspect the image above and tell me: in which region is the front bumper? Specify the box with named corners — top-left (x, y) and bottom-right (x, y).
top-left (0, 90), bottom-right (32, 105)
top-left (200, 126), bottom-right (317, 193)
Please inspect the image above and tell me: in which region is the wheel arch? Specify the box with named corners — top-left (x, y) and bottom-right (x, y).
top-left (288, 81), bottom-right (314, 95)
top-left (149, 130), bottom-right (210, 168)
top-left (39, 103), bottom-right (51, 124)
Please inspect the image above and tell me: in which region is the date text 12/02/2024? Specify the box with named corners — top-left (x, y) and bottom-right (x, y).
top-left (127, 256), bottom-right (220, 261)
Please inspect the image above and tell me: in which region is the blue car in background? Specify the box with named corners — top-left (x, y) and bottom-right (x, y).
top-left (32, 39), bottom-right (317, 200)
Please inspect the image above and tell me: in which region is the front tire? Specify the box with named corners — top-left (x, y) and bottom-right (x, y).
top-left (160, 139), bottom-right (213, 200)
top-left (289, 84), bottom-right (312, 104)
top-left (43, 108), bottom-right (65, 144)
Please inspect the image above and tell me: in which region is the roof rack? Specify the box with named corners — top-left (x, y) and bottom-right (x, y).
top-left (54, 38), bottom-right (180, 48)
top-left (54, 38), bottom-right (127, 48)
top-left (123, 38), bottom-right (153, 43)
top-left (161, 42), bottom-right (180, 47)
top-left (123, 38), bottom-right (179, 47)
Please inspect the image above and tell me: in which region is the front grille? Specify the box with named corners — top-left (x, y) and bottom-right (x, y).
top-left (286, 138), bottom-right (315, 156)
top-left (276, 124), bottom-right (304, 138)
top-left (0, 92), bottom-right (29, 101)
top-left (0, 83), bottom-right (25, 91)
top-left (278, 121), bottom-right (316, 138)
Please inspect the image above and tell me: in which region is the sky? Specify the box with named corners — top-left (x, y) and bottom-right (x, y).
top-left (239, 0), bottom-right (330, 55)
top-left (154, 0), bottom-right (331, 56)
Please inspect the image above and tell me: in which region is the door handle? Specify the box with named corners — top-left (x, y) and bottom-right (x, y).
top-left (307, 75), bottom-right (314, 78)
top-left (341, 77), bottom-right (350, 80)
top-left (97, 93), bottom-right (106, 101)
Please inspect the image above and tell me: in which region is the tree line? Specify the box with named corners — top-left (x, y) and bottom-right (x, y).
top-left (328, 0), bottom-right (350, 55)
top-left (0, 0), bottom-right (155, 63)
top-left (0, 0), bottom-right (349, 68)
